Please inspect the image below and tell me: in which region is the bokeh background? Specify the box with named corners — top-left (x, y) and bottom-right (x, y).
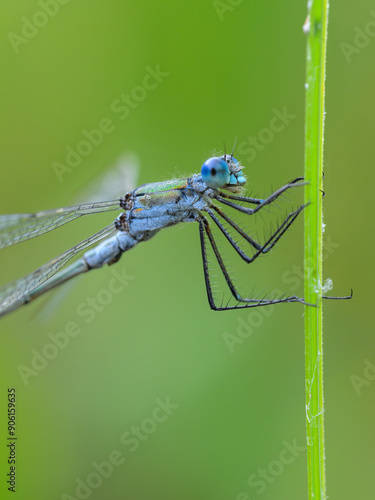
top-left (0, 1), bottom-right (374, 499)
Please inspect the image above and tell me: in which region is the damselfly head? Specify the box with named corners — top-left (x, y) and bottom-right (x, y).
top-left (201, 155), bottom-right (246, 192)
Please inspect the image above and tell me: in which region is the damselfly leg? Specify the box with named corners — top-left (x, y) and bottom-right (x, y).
top-left (199, 203), bottom-right (308, 311)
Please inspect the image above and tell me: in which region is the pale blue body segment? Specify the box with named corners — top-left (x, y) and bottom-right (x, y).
top-left (0, 154), bottom-right (309, 316)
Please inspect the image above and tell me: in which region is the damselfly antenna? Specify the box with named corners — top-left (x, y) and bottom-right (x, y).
top-left (222, 140), bottom-right (227, 161)
top-left (231, 137), bottom-right (237, 160)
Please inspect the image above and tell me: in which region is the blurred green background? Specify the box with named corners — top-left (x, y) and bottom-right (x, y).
top-left (0, 1), bottom-right (374, 499)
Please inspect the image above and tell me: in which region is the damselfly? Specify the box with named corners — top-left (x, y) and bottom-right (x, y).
top-left (0, 154), bottom-right (348, 317)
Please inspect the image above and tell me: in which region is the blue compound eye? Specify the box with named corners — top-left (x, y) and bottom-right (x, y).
top-left (201, 157), bottom-right (230, 188)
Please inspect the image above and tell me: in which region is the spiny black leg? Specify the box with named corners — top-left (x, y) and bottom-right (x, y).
top-left (215, 178), bottom-right (306, 215)
top-left (198, 216), bottom-right (310, 311)
top-left (198, 219), bottom-right (217, 310)
top-left (205, 204), bottom-right (306, 264)
top-left (199, 216), bottom-right (240, 301)
top-left (216, 177), bottom-right (304, 205)
top-left (323, 289), bottom-right (353, 300)
top-left (217, 194), bottom-right (263, 205)
top-left (255, 204), bottom-right (307, 255)
top-left (210, 206), bottom-right (262, 251)
top-left (210, 203), bottom-right (306, 256)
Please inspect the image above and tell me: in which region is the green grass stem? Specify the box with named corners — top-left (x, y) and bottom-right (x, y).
top-left (303, 1), bottom-right (329, 499)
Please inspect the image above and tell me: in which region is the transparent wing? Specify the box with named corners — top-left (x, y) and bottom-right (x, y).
top-left (0, 200), bottom-right (121, 249)
top-left (31, 153), bottom-right (139, 321)
top-left (74, 152), bottom-right (139, 202)
top-left (0, 224), bottom-right (115, 317)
